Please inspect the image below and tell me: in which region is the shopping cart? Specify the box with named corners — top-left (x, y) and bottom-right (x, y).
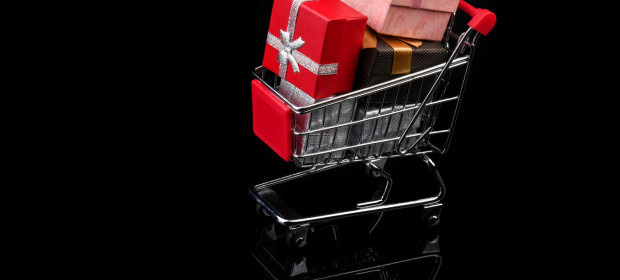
top-left (250, 1), bottom-right (496, 248)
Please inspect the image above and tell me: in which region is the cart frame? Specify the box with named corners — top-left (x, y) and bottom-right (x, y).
top-left (250, 0), bottom-right (496, 248)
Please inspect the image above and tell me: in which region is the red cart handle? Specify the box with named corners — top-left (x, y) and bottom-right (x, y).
top-left (458, 0), bottom-right (496, 36)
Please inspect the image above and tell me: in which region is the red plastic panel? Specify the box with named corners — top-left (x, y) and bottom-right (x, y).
top-left (251, 79), bottom-right (293, 161)
top-left (458, 0), bottom-right (496, 36)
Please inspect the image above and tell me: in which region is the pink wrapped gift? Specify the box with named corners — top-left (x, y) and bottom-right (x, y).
top-left (341, 0), bottom-right (460, 41)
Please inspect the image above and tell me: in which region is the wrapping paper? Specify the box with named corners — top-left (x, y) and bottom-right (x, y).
top-left (347, 79), bottom-right (434, 158)
top-left (279, 81), bottom-right (356, 164)
top-left (263, 0), bottom-right (367, 99)
top-left (341, 0), bottom-right (459, 41)
top-left (353, 104), bottom-right (423, 157)
top-left (390, 0), bottom-right (459, 12)
top-left (354, 27), bottom-right (449, 89)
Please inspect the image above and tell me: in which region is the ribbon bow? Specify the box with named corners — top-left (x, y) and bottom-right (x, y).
top-left (277, 30), bottom-right (305, 73)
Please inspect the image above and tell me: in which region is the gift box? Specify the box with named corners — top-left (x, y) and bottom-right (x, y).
top-left (354, 27), bottom-right (449, 89)
top-left (297, 96), bottom-right (356, 165)
top-left (263, 0), bottom-right (367, 100)
top-left (252, 79), bottom-right (355, 163)
top-left (341, 0), bottom-right (459, 41)
top-left (347, 79), bottom-right (434, 157)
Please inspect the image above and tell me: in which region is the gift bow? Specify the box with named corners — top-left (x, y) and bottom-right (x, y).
top-left (266, 0), bottom-right (337, 81)
top-left (277, 30), bottom-right (305, 73)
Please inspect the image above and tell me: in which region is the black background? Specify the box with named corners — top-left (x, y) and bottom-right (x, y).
top-left (102, 1), bottom-right (601, 278)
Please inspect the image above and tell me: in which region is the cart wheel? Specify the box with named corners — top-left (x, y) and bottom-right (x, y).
top-left (286, 225), bottom-right (309, 249)
top-left (287, 235), bottom-right (306, 249)
top-left (423, 203), bottom-right (442, 227)
top-left (426, 214), bottom-right (440, 226)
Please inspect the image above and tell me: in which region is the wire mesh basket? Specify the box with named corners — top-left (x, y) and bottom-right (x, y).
top-left (252, 26), bottom-right (478, 168)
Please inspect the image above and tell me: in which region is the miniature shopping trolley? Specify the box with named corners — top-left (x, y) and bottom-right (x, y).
top-left (250, 1), bottom-right (496, 248)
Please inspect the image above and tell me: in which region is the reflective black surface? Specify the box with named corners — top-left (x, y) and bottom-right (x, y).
top-left (251, 204), bottom-right (442, 280)
top-left (243, 157), bottom-right (475, 280)
top-left (103, 1), bottom-right (595, 278)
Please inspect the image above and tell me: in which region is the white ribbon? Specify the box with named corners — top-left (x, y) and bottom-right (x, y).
top-left (277, 30), bottom-right (304, 73)
top-left (267, 33), bottom-right (338, 77)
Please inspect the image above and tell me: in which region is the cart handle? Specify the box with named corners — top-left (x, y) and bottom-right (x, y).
top-left (458, 0), bottom-right (496, 36)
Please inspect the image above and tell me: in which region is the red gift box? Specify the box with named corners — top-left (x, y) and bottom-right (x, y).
top-left (263, 0), bottom-right (367, 100)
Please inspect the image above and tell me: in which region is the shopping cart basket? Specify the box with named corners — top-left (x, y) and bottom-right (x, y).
top-left (250, 1), bottom-right (496, 248)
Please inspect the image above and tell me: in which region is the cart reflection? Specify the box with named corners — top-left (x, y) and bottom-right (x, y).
top-left (251, 205), bottom-right (442, 280)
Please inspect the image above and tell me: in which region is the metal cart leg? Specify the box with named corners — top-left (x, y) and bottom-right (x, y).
top-left (358, 159), bottom-right (392, 208)
top-left (250, 155), bottom-right (446, 247)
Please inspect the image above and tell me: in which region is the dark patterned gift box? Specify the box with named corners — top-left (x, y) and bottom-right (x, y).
top-left (354, 27), bottom-right (449, 89)
top-left (344, 27), bottom-right (450, 157)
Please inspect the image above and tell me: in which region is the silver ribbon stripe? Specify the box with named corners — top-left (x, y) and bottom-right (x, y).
top-left (268, 0), bottom-right (338, 78)
top-left (267, 33), bottom-right (339, 76)
top-left (287, 0), bottom-right (313, 38)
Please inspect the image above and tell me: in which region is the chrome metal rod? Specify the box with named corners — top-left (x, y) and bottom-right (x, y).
top-left (250, 155), bottom-right (446, 226)
top-left (396, 27), bottom-right (474, 155)
top-left (251, 185), bottom-right (441, 225)
top-left (407, 126), bottom-right (433, 154)
top-left (294, 130), bottom-right (449, 158)
top-left (294, 150), bottom-right (435, 168)
top-left (252, 57), bottom-right (469, 114)
top-left (253, 163), bottom-right (345, 191)
top-left (441, 31), bottom-right (481, 154)
top-left (293, 96), bottom-right (459, 136)
top-left (356, 161), bottom-right (393, 208)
